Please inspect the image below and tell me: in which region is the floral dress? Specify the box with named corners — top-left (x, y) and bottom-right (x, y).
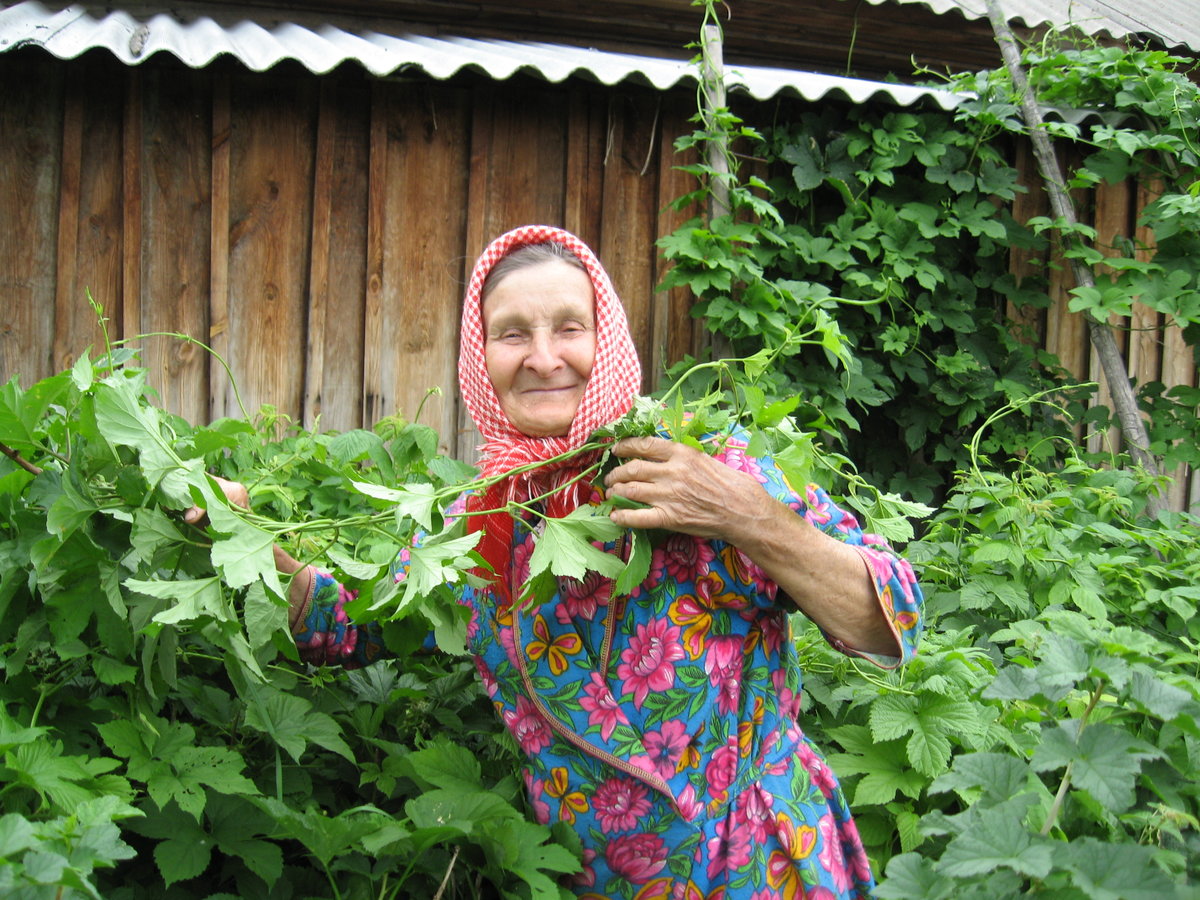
top-left (293, 434), bottom-right (924, 899)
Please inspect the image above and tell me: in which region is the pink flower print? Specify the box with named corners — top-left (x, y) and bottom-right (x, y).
top-left (816, 812), bottom-right (852, 893)
top-left (617, 618), bottom-right (685, 709)
top-left (643, 719), bottom-right (691, 781)
top-left (714, 443), bottom-right (765, 484)
top-left (705, 737), bottom-right (739, 801)
top-left (454, 596), bottom-right (480, 645)
top-left (733, 784), bottom-right (775, 844)
top-left (674, 784), bottom-right (704, 822)
top-left (705, 634), bottom-right (743, 716)
top-left (704, 634), bottom-right (742, 687)
top-left (503, 695), bottom-right (552, 755)
top-left (796, 740), bottom-right (838, 799)
top-left (592, 776), bottom-right (652, 833)
top-left (841, 815), bottom-right (872, 884)
top-left (705, 815), bottom-right (751, 881)
top-left (512, 532), bottom-right (535, 587)
top-left (392, 546), bottom-right (411, 582)
top-left (605, 832), bottom-right (668, 885)
top-left (474, 658), bottom-right (499, 699)
top-left (572, 847), bottom-right (597, 887)
top-left (580, 673), bottom-right (626, 741)
top-left (653, 533), bottom-right (716, 584)
top-left (523, 769), bottom-right (550, 824)
top-left (555, 570), bottom-right (612, 623)
top-left (803, 485), bottom-right (834, 527)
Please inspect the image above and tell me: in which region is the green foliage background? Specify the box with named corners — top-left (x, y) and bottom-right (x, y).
top-left (1, 32), bottom-right (1199, 900)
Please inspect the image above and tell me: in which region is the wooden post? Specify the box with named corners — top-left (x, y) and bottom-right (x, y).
top-left (700, 23), bottom-right (731, 361)
top-left (984, 0), bottom-right (1165, 516)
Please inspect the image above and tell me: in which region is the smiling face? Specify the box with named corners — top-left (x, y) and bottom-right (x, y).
top-left (482, 258), bottom-right (597, 438)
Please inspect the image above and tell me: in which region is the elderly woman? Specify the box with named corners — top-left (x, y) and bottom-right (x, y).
top-left (243, 225), bottom-right (922, 899)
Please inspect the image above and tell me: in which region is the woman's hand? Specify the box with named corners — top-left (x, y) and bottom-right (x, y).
top-left (603, 437), bottom-right (770, 543)
top-left (605, 436), bottom-right (899, 657)
top-left (182, 474), bottom-right (310, 614)
top-left (182, 475), bottom-right (250, 526)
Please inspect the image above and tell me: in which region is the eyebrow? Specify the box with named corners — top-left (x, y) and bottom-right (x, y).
top-left (486, 304), bottom-right (595, 334)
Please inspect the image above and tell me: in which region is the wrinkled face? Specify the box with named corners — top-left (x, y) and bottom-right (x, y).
top-left (482, 259), bottom-right (597, 438)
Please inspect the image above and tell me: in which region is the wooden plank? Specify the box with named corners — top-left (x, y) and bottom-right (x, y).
top-left (1087, 179), bottom-right (1132, 456)
top-left (368, 82), bottom-right (471, 452)
top-left (53, 69), bottom-right (82, 374)
top-left (209, 73), bottom-right (233, 420)
top-left (137, 65), bottom-right (213, 425)
top-left (479, 83), bottom-right (567, 239)
top-left (221, 70), bottom-right (317, 428)
top-left (1130, 179), bottom-right (1163, 393)
top-left (0, 51), bottom-right (63, 383)
top-left (304, 76), bottom-right (370, 434)
top-left (653, 96), bottom-right (701, 387)
top-left (456, 83), bottom-right (496, 464)
top-left (121, 69), bottom-right (143, 357)
top-left (564, 86), bottom-right (606, 256)
top-left (1161, 319), bottom-right (1194, 512)
top-left (54, 57), bottom-right (123, 374)
top-left (1007, 139), bottom-right (1048, 345)
top-left (597, 88), bottom-right (666, 391)
top-left (303, 80), bottom-right (335, 431)
top-left (362, 79), bottom-right (389, 433)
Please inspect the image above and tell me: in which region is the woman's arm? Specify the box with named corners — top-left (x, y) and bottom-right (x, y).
top-left (604, 436), bottom-right (903, 657)
top-left (185, 476), bottom-right (383, 665)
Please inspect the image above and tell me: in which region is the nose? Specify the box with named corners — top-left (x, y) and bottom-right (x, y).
top-left (523, 329), bottom-right (563, 376)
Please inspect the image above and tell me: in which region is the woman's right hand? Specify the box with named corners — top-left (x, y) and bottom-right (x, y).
top-left (183, 474), bottom-right (250, 526)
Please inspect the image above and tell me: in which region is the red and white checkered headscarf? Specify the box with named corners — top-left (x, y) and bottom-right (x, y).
top-left (459, 225), bottom-right (641, 597)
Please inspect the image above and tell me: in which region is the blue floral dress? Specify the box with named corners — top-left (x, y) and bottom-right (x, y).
top-left (293, 433), bottom-right (924, 899)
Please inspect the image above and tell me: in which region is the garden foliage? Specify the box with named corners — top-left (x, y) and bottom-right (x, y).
top-left (655, 24), bottom-right (1200, 900)
top-left (1, 25), bottom-right (1199, 900)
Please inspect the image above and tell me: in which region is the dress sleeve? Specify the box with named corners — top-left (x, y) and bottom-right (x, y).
top-left (711, 432), bottom-right (924, 668)
top-left (794, 482), bottom-right (924, 668)
top-left (289, 569), bottom-right (387, 668)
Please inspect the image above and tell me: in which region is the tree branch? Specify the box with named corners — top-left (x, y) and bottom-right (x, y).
top-left (984, 0), bottom-right (1166, 517)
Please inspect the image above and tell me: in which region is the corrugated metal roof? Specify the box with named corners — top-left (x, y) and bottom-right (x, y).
top-left (0, 1), bottom-right (963, 110)
top-left (876, 0), bottom-right (1199, 54)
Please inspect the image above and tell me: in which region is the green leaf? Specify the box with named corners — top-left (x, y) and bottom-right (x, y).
top-left (394, 530), bottom-right (481, 614)
top-left (146, 745), bottom-right (258, 820)
top-left (242, 580), bottom-right (287, 651)
top-left (401, 738), bottom-right (483, 794)
top-left (1031, 721), bottom-right (1161, 812)
top-left (0, 814), bottom-right (38, 857)
top-left (210, 521), bottom-right (283, 595)
top-left (1127, 669), bottom-right (1197, 723)
top-left (527, 506), bottom-right (624, 583)
top-left (242, 683), bottom-right (353, 763)
top-left (936, 806), bottom-right (1053, 879)
top-left (129, 576), bottom-right (226, 626)
top-left (876, 853), bottom-right (956, 900)
top-left (930, 752), bottom-right (1032, 804)
top-left (149, 810), bottom-right (210, 887)
top-left (1053, 837), bottom-right (1177, 900)
top-left (613, 529), bottom-right (651, 596)
top-left (405, 788), bottom-right (520, 832)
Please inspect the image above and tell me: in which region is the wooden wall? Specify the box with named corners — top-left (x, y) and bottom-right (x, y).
top-left (0, 49), bottom-right (699, 460)
top-left (1, 48), bottom-right (1195, 506)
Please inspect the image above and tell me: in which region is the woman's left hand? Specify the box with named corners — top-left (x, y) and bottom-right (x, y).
top-left (603, 437), bottom-right (769, 542)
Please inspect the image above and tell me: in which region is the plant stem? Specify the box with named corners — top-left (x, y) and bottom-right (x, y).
top-left (0, 442), bottom-right (43, 475)
top-left (431, 845), bottom-right (460, 900)
top-left (1040, 678), bottom-right (1106, 836)
top-left (983, 0), bottom-right (1164, 511)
